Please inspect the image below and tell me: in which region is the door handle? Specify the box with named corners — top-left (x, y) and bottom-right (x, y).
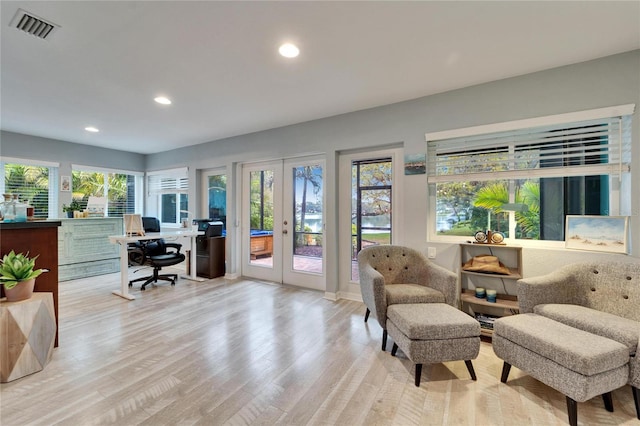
top-left (283, 229), bottom-right (288, 235)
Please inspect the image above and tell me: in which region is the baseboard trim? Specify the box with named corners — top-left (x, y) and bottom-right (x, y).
top-left (324, 291), bottom-right (362, 302)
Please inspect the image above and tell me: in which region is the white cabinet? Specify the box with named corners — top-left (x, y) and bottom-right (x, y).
top-left (459, 243), bottom-right (522, 337)
top-left (58, 218), bottom-right (123, 281)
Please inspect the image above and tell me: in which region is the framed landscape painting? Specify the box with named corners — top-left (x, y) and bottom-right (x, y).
top-left (404, 153), bottom-right (426, 175)
top-left (565, 215), bottom-right (629, 254)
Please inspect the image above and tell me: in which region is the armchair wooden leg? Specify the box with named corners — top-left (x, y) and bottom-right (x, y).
top-left (364, 308), bottom-right (370, 323)
top-left (465, 360), bottom-right (477, 381)
top-left (382, 330), bottom-right (387, 351)
top-left (391, 343), bottom-right (398, 356)
top-left (566, 396), bottom-right (578, 426)
top-left (632, 386), bottom-right (639, 419)
top-left (602, 392), bottom-right (614, 412)
top-left (500, 362), bottom-right (511, 383)
top-left (414, 364), bottom-right (422, 387)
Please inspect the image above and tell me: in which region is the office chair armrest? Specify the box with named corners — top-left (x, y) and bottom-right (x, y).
top-left (164, 242), bottom-right (182, 254)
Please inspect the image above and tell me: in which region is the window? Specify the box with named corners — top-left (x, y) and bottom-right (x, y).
top-left (147, 168), bottom-right (189, 226)
top-left (1, 158), bottom-right (58, 219)
top-left (427, 105), bottom-right (634, 243)
top-left (72, 166), bottom-right (143, 217)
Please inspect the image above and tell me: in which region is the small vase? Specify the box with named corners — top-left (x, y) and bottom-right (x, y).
top-left (4, 278), bottom-right (35, 302)
top-left (67, 211), bottom-right (74, 218)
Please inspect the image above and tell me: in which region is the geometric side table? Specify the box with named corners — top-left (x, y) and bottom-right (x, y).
top-left (1, 292), bottom-right (56, 382)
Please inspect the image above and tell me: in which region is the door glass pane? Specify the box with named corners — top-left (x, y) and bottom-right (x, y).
top-left (208, 174), bottom-right (226, 225)
top-left (249, 170), bottom-right (274, 267)
top-left (292, 164), bottom-right (323, 274)
top-left (161, 193), bottom-right (176, 223)
top-left (180, 194), bottom-right (189, 222)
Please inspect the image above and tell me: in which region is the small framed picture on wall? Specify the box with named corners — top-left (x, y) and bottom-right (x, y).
top-left (61, 175), bottom-right (71, 192)
top-left (404, 153), bottom-right (426, 175)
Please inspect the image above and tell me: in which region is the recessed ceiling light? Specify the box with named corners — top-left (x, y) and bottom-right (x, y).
top-left (85, 126), bottom-right (99, 133)
top-left (278, 43), bottom-right (299, 58)
top-left (154, 96), bottom-right (172, 105)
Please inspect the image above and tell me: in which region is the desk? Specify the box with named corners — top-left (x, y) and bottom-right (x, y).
top-left (108, 230), bottom-right (203, 300)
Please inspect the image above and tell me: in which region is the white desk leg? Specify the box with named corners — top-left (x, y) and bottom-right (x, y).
top-left (181, 235), bottom-right (205, 282)
top-left (112, 242), bottom-right (135, 300)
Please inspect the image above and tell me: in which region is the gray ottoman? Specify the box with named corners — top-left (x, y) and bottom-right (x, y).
top-left (386, 303), bottom-right (481, 386)
top-left (493, 313), bottom-right (629, 426)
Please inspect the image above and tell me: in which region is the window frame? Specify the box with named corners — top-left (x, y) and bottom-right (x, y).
top-left (338, 146), bottom-right (403, 287)
top-left (146, 167), bottom-right (189, 228)
top-left (425, 104), bottom-right (635, 248)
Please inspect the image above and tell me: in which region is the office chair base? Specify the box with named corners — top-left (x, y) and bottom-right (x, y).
top-left (129, 270), bottom-right (178, 291)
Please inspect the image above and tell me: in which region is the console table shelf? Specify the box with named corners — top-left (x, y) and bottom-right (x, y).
top-left (459, 243), bottom-right (523, 338)
top-left (461, 290), bottom-right (519, 311)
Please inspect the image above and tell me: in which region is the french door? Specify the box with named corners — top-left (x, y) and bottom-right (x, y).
top-left (242, 157), bottom-right (325, 290)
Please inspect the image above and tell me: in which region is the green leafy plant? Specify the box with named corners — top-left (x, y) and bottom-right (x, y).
top-left (0, 251), bottom-right (46, 289)
top-left (62, 200), bottom-right (82, 212)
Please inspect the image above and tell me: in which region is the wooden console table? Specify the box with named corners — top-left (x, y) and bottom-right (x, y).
top-left (1, 293), bottom-right (56, 382)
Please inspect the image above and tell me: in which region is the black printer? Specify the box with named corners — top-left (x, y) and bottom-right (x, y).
top-left (193, 219), bottom-right (223, 237)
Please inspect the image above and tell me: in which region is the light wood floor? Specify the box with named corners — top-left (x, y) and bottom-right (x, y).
top-left (1, 271), bottom-right (638, 425)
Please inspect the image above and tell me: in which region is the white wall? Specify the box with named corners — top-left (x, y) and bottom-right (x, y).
top-left (2, 50), bottom-right (639, 297)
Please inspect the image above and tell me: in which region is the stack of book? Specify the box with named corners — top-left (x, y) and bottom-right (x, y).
top-left (475, 313), bottom-right (500, 330)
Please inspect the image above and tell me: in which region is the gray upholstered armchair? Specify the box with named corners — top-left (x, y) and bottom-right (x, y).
top-left (518, 261), bottom-right (640, 419)
top-left (357, 244), bottom-right (458, 350)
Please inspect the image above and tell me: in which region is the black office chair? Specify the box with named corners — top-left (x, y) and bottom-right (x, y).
top-left (127, 217), bottom-right (186, 290)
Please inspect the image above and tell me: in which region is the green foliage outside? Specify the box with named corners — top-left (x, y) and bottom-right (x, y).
top-left (250, 170), bottom-right (274, 230)
top-left (436, 179), bottom-right (541, 239)
top-left (361, 232), bottom-right (391, 245)
top-left (72, 171), bottom-right (129, 215)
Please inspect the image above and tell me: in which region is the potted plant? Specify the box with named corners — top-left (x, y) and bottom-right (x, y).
top-left (0, 251), bottom-right (46, 302)
top-left (62, 200), bottom-right (82, 218)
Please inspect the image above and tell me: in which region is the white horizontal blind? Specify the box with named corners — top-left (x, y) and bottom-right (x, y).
top-left (71, 166), bottom-right (142, 217)
top-left (427, 114), bottom-right (632, 184)
top-left (147, 167), bottom-right (189, 196)
top-left (1, 159), bottom-right (58, 219)
top-left (107, 173), bottom-right (139, 216)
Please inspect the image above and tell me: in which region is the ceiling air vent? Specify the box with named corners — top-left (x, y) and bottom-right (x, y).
top-left (10, 9), bottom-right (60, 40)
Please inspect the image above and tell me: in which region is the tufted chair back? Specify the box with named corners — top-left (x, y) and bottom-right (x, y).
top-left (359, 245), bottom-right (431, 288)
top-left (519, 261), bottom-right (640, 322)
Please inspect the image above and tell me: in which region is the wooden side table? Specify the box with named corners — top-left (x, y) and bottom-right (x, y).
top-left (0, 292), bottom-right (56, 382)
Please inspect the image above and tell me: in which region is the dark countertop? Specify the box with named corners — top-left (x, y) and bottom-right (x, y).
top-left (0, 220), bottom-right (62, 229)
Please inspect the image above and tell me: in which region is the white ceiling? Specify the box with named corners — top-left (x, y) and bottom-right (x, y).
top-left (1, 1), bottom-right (639, 155)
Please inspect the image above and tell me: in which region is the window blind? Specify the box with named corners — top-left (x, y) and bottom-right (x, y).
top-left (1, 159), bottom-right (59, 219)
top-left (427, 114), bottom-right (632, 184)
top-left (147, 167), bottom-right (189, 196)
